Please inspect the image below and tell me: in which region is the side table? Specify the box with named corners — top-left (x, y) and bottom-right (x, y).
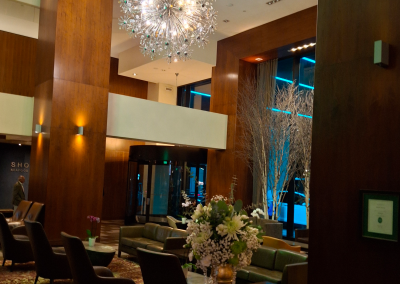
top-left (82, 241), bottom-right (116, 267)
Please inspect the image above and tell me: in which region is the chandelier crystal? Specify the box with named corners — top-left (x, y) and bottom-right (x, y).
top-left (118, 0), bottom-right (217, 63)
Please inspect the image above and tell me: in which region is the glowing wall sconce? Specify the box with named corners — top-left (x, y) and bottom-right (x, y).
top-left (77, 126), bottom-right (84, 136)
top-left (35, 124), bottom-right (42, 134)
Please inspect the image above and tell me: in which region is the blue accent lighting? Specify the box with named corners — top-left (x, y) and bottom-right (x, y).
top-left (298, 113), bottom-right (313, 119)
top-left (301, 57), bottom-right (316, 64)
top-left (299, 83), bottom-right (314, 90)
top-left (274, 77), bottom-right (293, 84)
top-left (191, 91), bottom-right (211, 97)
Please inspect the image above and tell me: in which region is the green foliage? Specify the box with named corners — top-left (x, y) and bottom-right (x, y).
top-left (182, 263), bottom-right (197, 270)
top-left (217, 200), bottom-right (229, 212)
top-left (234, 200), bottom-right (243, 212)
top-left (240, 209), bottom-right (248, 216)
top-left (231, 240), bottom-right (247, 255)
top-left (228, 256), bottom-right (239, 266)
top-left (86, 229), bottom-right (92, 238)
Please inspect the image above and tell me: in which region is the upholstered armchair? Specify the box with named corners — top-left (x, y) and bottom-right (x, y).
top-left (5, 200), bottom-right (32, 224)
top-left (61, 232), bottom-right (135, 284)
top-left (250, 217), bottom-right (284, 239)
top-left (25, 220), bottom-right (72, 284)
top-left (137, 248), bottom-right (187, 284)
top-left (167, 215), bottom-right (181, 229)
top-left (10, 202), bottom-right (45, 235)
top-left (0, 213), bottom-right (34, 271)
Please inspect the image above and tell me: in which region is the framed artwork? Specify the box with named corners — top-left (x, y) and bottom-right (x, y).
top-left (361, 190), bottom-right (399, 242)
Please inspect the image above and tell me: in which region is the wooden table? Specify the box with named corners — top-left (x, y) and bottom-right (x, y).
top-left (82, 241), bottom-right (115, 266)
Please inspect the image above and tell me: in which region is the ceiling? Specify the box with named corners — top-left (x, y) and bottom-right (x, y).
top-left (3, 0), bottom-right (318, 86)
top-left (111, 0), bottom-right (318, 85)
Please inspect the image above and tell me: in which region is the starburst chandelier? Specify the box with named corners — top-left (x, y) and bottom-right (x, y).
top-left (118, 0), bottom-right (217, 63)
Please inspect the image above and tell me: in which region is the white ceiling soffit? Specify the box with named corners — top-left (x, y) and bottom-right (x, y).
top-left (118, 40), bottom-right (216, 86)
top-left (0, 0), bottom-right (40, 38)
top-left (112, 0), bottom-right (318, 85)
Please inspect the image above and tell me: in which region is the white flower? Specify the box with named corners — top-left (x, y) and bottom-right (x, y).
top-left (191, 204), bottom-right (203, 220)
top-left (189, 251), bottom-right (193, 261)
top-left (200, 255), bottom-right (212, 267)
top-left (217, 215), bottom-right (245, 241)
top-left (251, 208), bottom-right (265, 219)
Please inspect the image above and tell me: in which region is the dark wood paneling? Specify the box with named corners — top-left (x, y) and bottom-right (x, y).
top-left (29, 0), bottom-right (113, 244)
top-left (309, 1), bottom-right (400, 283)
top-left (208, 7), bottom-right (318, 205)
top-left (102, 138), bottom-right (145, 220)
top-left (109, 57), bottom-right (148, 99)
top-left (0, 31), bottom-right (36, 97)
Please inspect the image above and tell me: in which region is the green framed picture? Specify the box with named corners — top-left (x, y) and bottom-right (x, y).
top-left (361, 191), bottom-right (399, 242)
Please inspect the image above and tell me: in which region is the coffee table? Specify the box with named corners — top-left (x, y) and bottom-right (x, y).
top-left (82, 241), bottom-right (115, 267)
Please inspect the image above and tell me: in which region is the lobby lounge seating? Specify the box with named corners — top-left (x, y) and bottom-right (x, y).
top-left (118, 223), bottom-right (188, 257)
top-left (167, 215), bottom-right (181, 229)
top-left (262, 236), bottom-right (301, 253)
top-left (10, 202), bottom-right (45, 235)
top-left (295, 229), bottom-right (309, 244)
top-left (137, 248), bottom-right (187, 284)
top-left (0, 213), bottom-right (33, 271)
top-left (250, 217), bottom-right (283, 239)
top-left (237, 246), bottom-right (308, 284)
top-left (61, 232), bottom-right (135, 284)
top-left (5, 200), bottom-right (32, 224)
top-left (25, 220), bottom-right (72, 284)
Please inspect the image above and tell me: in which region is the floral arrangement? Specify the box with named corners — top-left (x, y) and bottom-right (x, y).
top-left (86, 215), bottom-right (100, 239)
top-left (181, 190), bottom-right (196, 217)
top-left (185, 196), bottom-right (262, 274)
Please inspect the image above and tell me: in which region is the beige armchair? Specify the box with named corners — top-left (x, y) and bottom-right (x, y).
top-left (167, 216), bottom-right (181, 229)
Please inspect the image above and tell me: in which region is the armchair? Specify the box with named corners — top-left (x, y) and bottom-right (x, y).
top-left (167, 215), bottom-right (181, 229)
top-left (10, 202), bottom-right (45, 235)
top-left (262, 236), bottom-right (301, 253)
top-left (61, 232), bottom-right (135, 284)
top-left (5, 200), bottom-right (32, 224)
top-left (25, 220), bottom-right (72, 284)
top-left (137, 248), bottom-right (186, 284)
top-left (0, 213), bottom-right (33, 271)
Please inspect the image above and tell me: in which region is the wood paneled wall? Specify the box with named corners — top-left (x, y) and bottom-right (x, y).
top-left (310, 1), bottom-right (400, 283)
top-left (109, 57), bottom-right (148, 98)
top-left (0, 31), bottom-right (36, 97)
top-left (208, 7), bottom-right (317, 204)
top-left (30, 0), bottom-right (113, 244)
top-left (102, 138), bottom-right (145, 220)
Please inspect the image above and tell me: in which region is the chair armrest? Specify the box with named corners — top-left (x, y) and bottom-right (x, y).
top-left (94, 266), bottom-right (114, 277)
top-left (163, 237), bottom-right (187, 250)
top-left (282, 262), bottom-right (308, 284)
top-left (11, 225), bottom-right (27, 236)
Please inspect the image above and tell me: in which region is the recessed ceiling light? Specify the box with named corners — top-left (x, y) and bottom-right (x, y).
top-left (289, 42), bottom-right (316, 52)
top-left (18, 143), bottom-right (21, 146)
top-left (266, 0), bottom-right (281, 5)
top-left (223, 19), bottom-right (230, 23)
top-left (255, 58), bottom-right (263, 61)
top-left (133, 73), bottom-right (137, 76)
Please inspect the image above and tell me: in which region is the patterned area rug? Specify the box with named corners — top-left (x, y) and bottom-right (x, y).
top-left (0, 256), bottom-right (144, 284)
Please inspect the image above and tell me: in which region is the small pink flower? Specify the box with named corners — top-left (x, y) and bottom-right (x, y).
top-left (96, 218), bottom-right (100, 223)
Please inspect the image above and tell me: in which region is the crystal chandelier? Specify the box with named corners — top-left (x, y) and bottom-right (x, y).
top-left (118, 0), bottom-right (217, 63)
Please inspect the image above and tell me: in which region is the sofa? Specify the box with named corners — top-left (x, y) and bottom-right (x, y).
top-left (237, 246), bottom-right (308, 284)
top-left (118, 223), bottom-right (188, 257)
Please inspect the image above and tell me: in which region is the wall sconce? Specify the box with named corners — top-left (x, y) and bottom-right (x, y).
top-left (35, 124), bottom-right (42, 134)
top-left (77, 126), bottom-right (84, 136)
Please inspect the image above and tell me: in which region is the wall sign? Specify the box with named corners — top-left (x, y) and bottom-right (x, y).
top-left (361, 190), bottom-right (399, 242)
top-left (10, 162), bottom-right (30, 172)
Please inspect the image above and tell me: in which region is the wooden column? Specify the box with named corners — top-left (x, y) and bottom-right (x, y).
top-left (208, 7), bottom-right (317, 205)
top-left (29, 0), bottom-right (113, 244)
top-left (309, 1), bottom-right (400, 283)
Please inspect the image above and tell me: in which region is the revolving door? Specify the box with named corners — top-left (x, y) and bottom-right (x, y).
top-left (125, 145), bottom-right (207, 225)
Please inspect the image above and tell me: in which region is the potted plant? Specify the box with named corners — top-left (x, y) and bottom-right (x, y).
top-left (87, 215), bottom-right (100, 247)
top-left (180, 190), bottom-right (195, 224)
top-left (181, 263), bottom-right (197, 279)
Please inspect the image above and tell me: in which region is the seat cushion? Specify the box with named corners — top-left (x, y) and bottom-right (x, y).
top-left (143, 223), bottom-right (160, 240)
top-left (121, 237), bottom-right (153, 248)
top-left (236, 269), bottom-right (249, 280)
top-left (245, 265), bottom-right (283, 283)
top-left (155, 226), bottom-right (173, 243)
top-left (146, 243), bottom-right (164, 252)
top-left (274, 249), bottom-right (308, 272)
top-left (8, 221), bottom-right (23, 230)
top-left (251, 246), bottom-right (277, 270)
